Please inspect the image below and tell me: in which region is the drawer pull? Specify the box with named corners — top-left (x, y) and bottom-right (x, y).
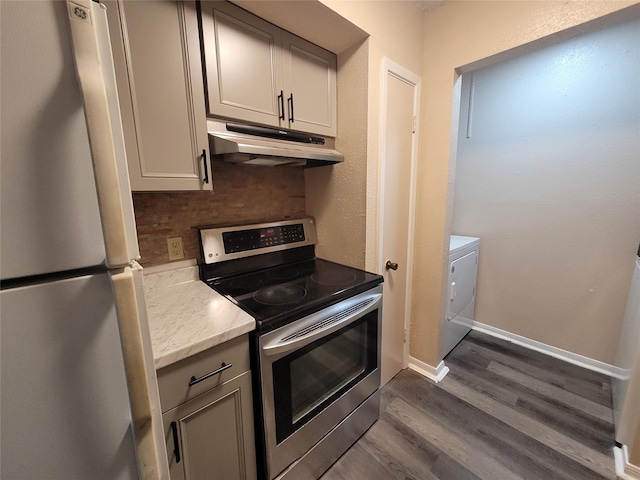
top-left (188, 362), bottom-right (233, 387)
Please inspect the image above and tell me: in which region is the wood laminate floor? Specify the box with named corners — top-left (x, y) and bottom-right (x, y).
top-left (321, 330), bottom-right (616, 480)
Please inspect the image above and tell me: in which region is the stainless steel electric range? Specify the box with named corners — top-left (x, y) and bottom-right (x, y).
top-left (197, 218), bottom-right (383, 480)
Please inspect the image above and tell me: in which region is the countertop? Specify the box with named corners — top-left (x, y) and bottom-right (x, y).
top-left (143, 264), bottom-right (255, 370)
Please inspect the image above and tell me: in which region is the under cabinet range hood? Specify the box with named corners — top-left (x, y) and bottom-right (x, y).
top-left (208, 123), bottom-right (344, 167)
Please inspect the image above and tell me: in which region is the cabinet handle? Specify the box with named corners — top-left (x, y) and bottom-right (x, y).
top-left (201, 149), bottom-right (209, 185)
top-left (288, 93), bottom-right (294, 123)
top-left (278, 90), bottom-right (285, 120)
top-left (170, 422), bottom-right (181, 463)
top-left (188, 362), bottom-right (233, 387)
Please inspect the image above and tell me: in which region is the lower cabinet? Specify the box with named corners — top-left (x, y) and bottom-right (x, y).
top-left (157, 336), bottom-right (256, 479)
top-left (163, 372), bottom-right (257, 480)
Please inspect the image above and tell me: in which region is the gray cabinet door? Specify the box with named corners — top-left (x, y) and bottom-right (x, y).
top-left (106, 0), bottom-right (211, 191)
top-left (201, 1), bottom-right (284, 128)
top-left (282, 31), bottom-right (337, 137)
top-left (163, 371), bottom-right (257, 480)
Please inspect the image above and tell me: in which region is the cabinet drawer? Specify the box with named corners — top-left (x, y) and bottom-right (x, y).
top-left (157, 334), bottom-right (250, 412)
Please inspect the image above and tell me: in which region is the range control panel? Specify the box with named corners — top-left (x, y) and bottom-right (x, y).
top-left (198, 218), bottom-right (317, 264)
top-left (223, 224), bottom-right (305, 254)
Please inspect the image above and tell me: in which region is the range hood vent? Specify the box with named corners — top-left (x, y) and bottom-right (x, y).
top-left (208, 124), bottom-right (344, 168)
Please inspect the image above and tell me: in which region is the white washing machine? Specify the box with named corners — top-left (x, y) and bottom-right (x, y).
top-left (441, 235), bottom-right (480, 359)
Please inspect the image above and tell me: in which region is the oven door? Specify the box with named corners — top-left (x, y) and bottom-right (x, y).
top-left (259, 285), bottom-right (382, 480)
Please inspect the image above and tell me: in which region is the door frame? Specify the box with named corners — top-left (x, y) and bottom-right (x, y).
top-left (378, 57), bottom-right (421, 370)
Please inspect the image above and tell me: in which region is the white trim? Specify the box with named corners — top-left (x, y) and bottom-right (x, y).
top-left (472, 321), bottom-right (625, 378)
top-left (409, 357), bottom-right (450, 383)
top-left (379, 57), bottom-right (421, 372)
top-left (614, 445), bottom-right (640, 480)
top-left (628, 462), bottom-right (640, 478)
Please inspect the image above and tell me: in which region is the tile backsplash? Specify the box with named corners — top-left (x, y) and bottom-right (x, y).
top-left (133, 162), bottom-right (306, 267)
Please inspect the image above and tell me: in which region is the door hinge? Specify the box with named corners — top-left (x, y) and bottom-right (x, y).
top-left (412, 116), bottom-right (416, 134)
top-left (404, 328), bottom-right (408, 344)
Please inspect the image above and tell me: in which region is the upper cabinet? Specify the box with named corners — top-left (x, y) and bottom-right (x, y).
top-left (106, 1), bottom-right (212, 191)
top-left (281, 32), bottom-right (337, 138)
top-left (200, 1), bottom-right (337, 137)
top-left (200, 3), bottom-right (283, 129)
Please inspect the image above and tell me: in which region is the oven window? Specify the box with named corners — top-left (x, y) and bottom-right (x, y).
top-left (272, 310), bottom-right (378, 443)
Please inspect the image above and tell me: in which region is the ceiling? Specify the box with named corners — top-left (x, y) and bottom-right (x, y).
top-left (419, 1), bottom-right (446, 13)
top-left (231, 0), bottom-right (447, 53)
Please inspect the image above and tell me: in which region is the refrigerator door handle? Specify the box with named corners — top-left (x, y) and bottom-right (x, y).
top-left (66, 0), bottom-right (140, 268)
top-left (109, 265), bottom-right (170, 479)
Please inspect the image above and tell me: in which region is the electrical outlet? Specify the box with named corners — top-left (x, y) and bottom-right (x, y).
top-left (167, 237), bottom-right (184, 261)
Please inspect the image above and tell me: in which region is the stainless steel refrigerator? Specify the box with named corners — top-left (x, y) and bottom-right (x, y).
top-left (1, 1), bottom-right (168, 478)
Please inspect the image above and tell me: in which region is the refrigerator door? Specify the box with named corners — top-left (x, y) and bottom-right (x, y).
top-left (0, 1), bottom-right (107, 280)
top-left (0, 273), bottom-right (137, 479)
top-left (67, 0), bottom-right (140, 267)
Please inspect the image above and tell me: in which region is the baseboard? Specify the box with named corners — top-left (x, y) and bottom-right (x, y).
top-left (408, 357), bottom-right (450, 383)
top-left (471, 321), bottom-right (625, 378)
top-left (614, 445), bottom-right (640, 480)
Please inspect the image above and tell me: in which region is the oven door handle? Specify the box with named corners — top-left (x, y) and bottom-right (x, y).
top-left (262, 292), bottom-right (382, 357)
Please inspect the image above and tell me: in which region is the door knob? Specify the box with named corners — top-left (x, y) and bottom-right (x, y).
top-left (385, 260), bottom-right (398, 271)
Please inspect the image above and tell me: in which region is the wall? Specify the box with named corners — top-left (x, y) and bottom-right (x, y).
top-left (413, 0), bottom-right (640, 370)
top-left (316, 0), bottom-right (425, 270)
top-left (133, 162), bottom-right (305, 266)
top-left (451, 17), bottom-right (640, 364)
top-left (306, 40), bottom-right (369, 268)
top-left (415, 0), bottom-right (640, 467)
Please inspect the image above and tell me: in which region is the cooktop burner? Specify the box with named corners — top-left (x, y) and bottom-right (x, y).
top-left (254, 284), bottom-right (307, 305)
top-left (268, 267), bottom-right (300, 281)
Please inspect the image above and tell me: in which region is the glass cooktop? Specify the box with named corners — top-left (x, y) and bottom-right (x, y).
top-left (206, 258), bottom-right (383, 333)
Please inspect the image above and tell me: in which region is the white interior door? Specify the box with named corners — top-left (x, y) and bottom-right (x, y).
top-left (379, 59), bottom-right (420, 386)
